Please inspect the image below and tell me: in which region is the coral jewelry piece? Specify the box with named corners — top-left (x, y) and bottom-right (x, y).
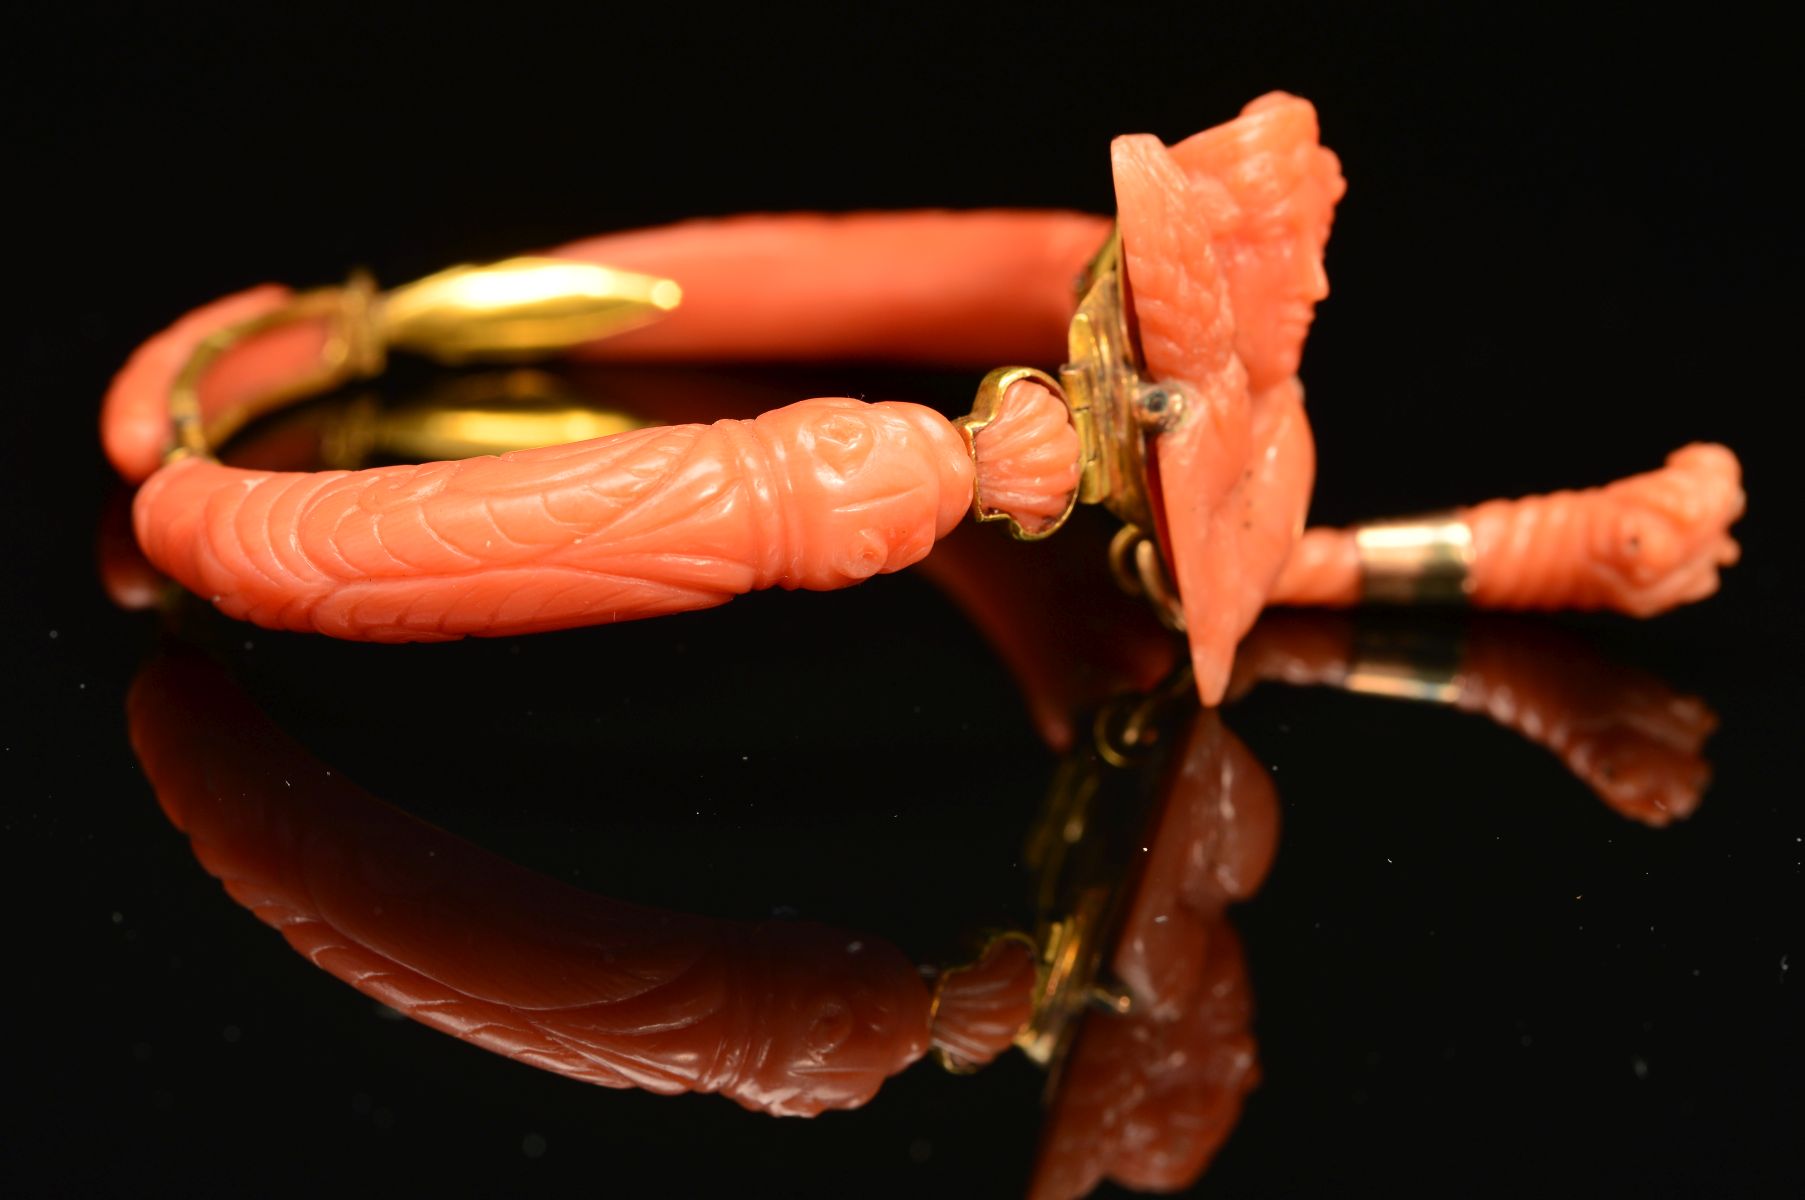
top-left (102, 93), bottom-right (1745, 703)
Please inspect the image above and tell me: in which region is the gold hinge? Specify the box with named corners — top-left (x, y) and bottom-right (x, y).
top-left (167, 258), bottom-right (681, 462)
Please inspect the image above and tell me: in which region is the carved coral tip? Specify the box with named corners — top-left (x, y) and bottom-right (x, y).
top-left (972, 378), bottom-right (1083, 537)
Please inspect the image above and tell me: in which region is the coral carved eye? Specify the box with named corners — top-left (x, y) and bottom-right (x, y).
top-left (1617, 512), bottom-right (1677, 580)
top-left (809, 413), bottom-right (875, 484)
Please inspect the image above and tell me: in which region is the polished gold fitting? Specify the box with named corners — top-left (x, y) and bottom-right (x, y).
top-left (1108, 524), bottom-right (1186, 632)
top-left (1355, 512), bottom-right (1475, 604)
top-left (1060, 228), bottom-right (1157, 530)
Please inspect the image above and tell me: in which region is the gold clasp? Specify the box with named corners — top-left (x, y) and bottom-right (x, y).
top-left (962, 227), bottom-right (1157, 541)
top-left (167, 258), bottom-right (682, 461)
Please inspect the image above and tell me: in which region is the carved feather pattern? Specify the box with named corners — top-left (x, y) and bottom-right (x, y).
top-left (133, 398), bottom-right (975, 640)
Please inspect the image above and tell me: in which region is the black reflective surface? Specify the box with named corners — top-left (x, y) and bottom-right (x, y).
top-left (7, 7), bottom-right (1800, 1197)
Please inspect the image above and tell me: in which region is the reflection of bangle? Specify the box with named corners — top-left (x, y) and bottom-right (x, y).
top-left (126, 638), bottom-right (1191, 1114)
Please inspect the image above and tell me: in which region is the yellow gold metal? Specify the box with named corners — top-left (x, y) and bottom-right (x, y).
top-left (1024, 751), bottom-right (1105, 870)
top-left (937, 661), bottom-right (1200, 1076)
top-left (1344, 655), bottom-right (1465, 703)
top-left (1108, 524), bottom-right (1186, 632)
top-left (956, 365), bottom-right (1079, 541)
top-left (1014, 760), bottom-right (1120, 1068)
top-left (386, 404), bottom-right (649, 469)
top-left (168, 274), bottom-right (381, 460)
top-left (1355, 511), bottom-right (1476, 604)
top-left (964, 227), bottom-right (1182, 625)
top-left (1010, 669), bottom-right (1200, 1075)
top-left (310, 371), bottom-right (652, 468)
top-left (1089, 981), bottom-right (1135, 1015)
top-left (964, 229), bottom-right (1161, 545)
top-left (378, 258), bottom-right (682, 362)
top-left (1059, 229), bottom-right (1157, 529)
top-left (1343, 625), bottom-right (1467, 703)
top-left (1012, 887), bottom-right (1115, 1066)
top-left (1092, 664), bottom-right (1197, 769)
top-left (164, 259), bottom-right (681, 463)
top-left (930, 664), bottom-right (1200, 1080)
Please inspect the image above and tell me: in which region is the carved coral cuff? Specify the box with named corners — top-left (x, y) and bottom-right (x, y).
top-left (101, 239), bottom-right (1089, 645)
top-left (103, 95), bottom-right (1745, 706)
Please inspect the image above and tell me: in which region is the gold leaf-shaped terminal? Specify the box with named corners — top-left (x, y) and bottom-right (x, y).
top-left (379, 257), bottom-right (682, 362)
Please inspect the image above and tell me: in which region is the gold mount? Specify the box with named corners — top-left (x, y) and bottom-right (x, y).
top-left (1059, 229), bottom-right (1158, 530)
top-left (1355, 512), bottom-right (1476, 604)
top-left (962, 227), bottom-right (1158, 541)
top-left (167, 258), bottom-right (682, 461)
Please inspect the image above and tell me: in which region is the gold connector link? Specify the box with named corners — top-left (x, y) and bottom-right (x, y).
top-left (1355, 512), bottom-right (1476, 604)
top-left (379, 257), bottom-right (682, 361)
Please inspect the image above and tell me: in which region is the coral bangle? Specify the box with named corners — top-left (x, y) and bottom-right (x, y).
top-left (102, 94), bottom-right (1744, 704)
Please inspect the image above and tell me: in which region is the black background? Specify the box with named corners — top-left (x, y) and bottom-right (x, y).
top-left (4, 4), bottom-right (1800, 1196)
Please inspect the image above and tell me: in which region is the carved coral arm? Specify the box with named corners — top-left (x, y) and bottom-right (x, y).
top-left (553, 210), bottom-right (1111, 367)
top-left (102, 285), bottom-right (318, 482)
top-left (101, 212), bottom-right (1109, 484)
top-left (1262, 524), bottom-right (1363, 607)
top-left (131, 398), bottom-right (976, 641)
top-left (1268, 444), bottom-right (1746, 616)
top-left (108, 263), bottom-right (1084, 641)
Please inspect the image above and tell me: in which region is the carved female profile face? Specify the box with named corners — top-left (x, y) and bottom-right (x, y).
top-left (1218, 174), bottom-right (1338, 393)
top-left (1170, 92), bottom-right (1347, 395)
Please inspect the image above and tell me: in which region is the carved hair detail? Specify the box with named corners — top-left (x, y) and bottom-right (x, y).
top-left (1168, 92), bottom-right (1347, 232)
